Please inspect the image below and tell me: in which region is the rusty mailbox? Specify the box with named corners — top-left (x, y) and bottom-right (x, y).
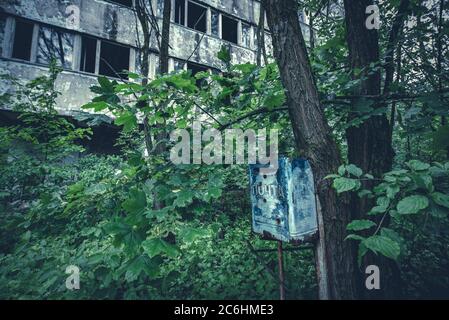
top-left (249, 157), bottom-right (318, 243)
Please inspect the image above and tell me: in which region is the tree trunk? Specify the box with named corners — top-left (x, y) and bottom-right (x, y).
top-left (343, 0), bottom-right (394, 179)
top-left (135, 0), bottom-right (154, 154)
top-left (263, 0), bottom-right (359, 299)
top-left (343, 0), bottom-right (403, 299)
top-left (159, 0), bottom-right (171, 75)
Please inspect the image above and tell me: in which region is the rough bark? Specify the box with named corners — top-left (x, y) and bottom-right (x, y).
top-left (135, 0), bottom-right (154, 154)
top-left (159, 0), bottom-right (171, 75)
top-left (343, 0), bottom-right (394, 178)
top-left (263, 0), bottom-right (358, 299)
top-left (343, 0), bottom-right (404, 299)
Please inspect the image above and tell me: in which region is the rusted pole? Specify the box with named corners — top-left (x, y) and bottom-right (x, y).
top-left (314, 195), bottom-right (330, 299)
top-left (277, 241), bottom-right (286, 300)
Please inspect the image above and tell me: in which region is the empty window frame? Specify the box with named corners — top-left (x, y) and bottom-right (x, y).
top-left (241, 23), bottom-right (251, 48)
top-left (99, 41), bottom-right (130, 78)
top-left (211, 9), bottom-right (220, 37)
top-left (221, 15), bottom-right (238, 44)
top-left (37, 26), bottom-right (75, 68)
top-left (187, 61), bottom-right (207, 76)
top-left (12, 19), bottom-right (35, 61)
top-left (173, 59), bottom-right (186, 72)
top-left (80, 36), bottom-right (97, 73)
top-left (187, 61), bottom-right (208, 87)
top-left (174, 0), bottom-right (186, 25)
top-left (109, 0), bottom-right (133, 7)
top-left (187, 1), bottom-right (207, 33)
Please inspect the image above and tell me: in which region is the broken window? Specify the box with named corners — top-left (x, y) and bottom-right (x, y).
top-left (99, 41), bottom-right (130, 78)
top-left (0, 16), bottom-right (5, 57)
top-left (12, 19), bottom-right (34, 61)
top-left (174, 0), bottom-right (185, 25)
top-left (80, 36), bottom-right (97, 73)
top-left (108, 0), bottom-right (133, 7)
top-left (241, 23), bottom-right (251, 48)
top-left (174, 59), bottom-right (185, 72)
top-left (187, 61), bottom-right (208, 87)
top-left (211, 10), bottom-right (219, 37)
top-left (221, 15), bottom-right (238, 44)
top-left (37, 26), bottom-right (74, 68)
top-left (187, 1), bottom-right (207, 33)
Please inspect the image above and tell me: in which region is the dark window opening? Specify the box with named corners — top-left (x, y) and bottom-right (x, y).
top-left (187, 62), bottom-right (208, 87)
top-left (37, 26), bottom-right (74, 68)
top-left (221, 15), bottom-right (238, 44)
top-left (174, 59), bottom-right (185, 72)
top-left (80, 36), bottom-right (97, 73)
top-left (174, 0), bottom-right (185, 25)
top-left (187, 2), bottom-right (207, 33)
top-left (99, 41), bottom-right (130, 78)
top-left (12, 20), bottom-right (34, 61)
top-left (109, 0), bottom-right (133, 7)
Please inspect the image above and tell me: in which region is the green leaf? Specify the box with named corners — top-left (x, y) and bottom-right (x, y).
top-left (98, 76), bottom-right (114, 92)
top-left (333, 177), bottom-right (360, 193)
top-left (122, 189), bottom-right (147, 215)
top-left (115, 112), bottom-right (138, 131)
top-left (264, 93), bottom-right (285, 109)
top-left (82, 101), bottom-right (109, 112)
top-left (217, 45), bottom-right (231, 64)
top-left (363, 235), bottom-right (400, 260)
top-left (380, 228), bottom-right (403, 245)
top-left (430, 203), bottom-right (449, 218)
top-left (407, 160), bottom-right (430, 171)
top-left (396, 195), bottom-right (429, 214)
top-left (347, 219), bottom-right (376, 231)
top-left (338, 165), bottom-right (346, 176)
top-left (142, 238), bottom-right (179, 258)
top-left (179, 227), bottom-right (208, 243)
top-left (345, 234), bottom-right (366, 241)
top-left (386, 185), bottom-right (400, 199)
top-left (369, 197), bottom-right (391, 215)
top-left (346, 164), bottom-right (363, 177)
top-left (174, 189), bottom-right (194, 208)
top-left (412, 173), bottom-right (433, 192)
top-left (431, 192), bottom-right (449, 209)
top-left (124, 255), bottom-right (160, 282)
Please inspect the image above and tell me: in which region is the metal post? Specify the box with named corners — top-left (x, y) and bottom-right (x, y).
top-left (277, 241), bottom-right (286, 300)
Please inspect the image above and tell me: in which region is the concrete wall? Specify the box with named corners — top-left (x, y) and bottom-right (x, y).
top-left (0, 0), bottom-right (264, 115)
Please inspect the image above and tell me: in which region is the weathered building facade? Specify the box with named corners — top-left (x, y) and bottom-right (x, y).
top-left (0, 0), bottom-right (309, 117)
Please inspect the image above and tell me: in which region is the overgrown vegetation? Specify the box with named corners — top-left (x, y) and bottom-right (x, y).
top-left (0, 0), bottom-right (448, 299)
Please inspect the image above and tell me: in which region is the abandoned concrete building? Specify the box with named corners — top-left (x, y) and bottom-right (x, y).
top-left (0, 0), bottom-right (311, 152)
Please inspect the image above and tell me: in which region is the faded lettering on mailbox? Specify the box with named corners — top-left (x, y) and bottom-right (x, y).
top-left (249, 158), bottom-right (318, 243)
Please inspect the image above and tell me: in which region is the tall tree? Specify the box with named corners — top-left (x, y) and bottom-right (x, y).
top-left (343, 0), bottom-right (394, 179)
top-left (343, 0), bottom-right (411, 298)
top-left (263, 0), bottom-right (358, 299)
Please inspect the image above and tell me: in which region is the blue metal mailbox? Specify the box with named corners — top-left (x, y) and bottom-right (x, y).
top-left (249, 157), bottom-right (318, 243)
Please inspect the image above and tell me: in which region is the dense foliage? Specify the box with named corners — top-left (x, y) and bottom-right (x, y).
top-left (1, 0), bottom-right (448, 299)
